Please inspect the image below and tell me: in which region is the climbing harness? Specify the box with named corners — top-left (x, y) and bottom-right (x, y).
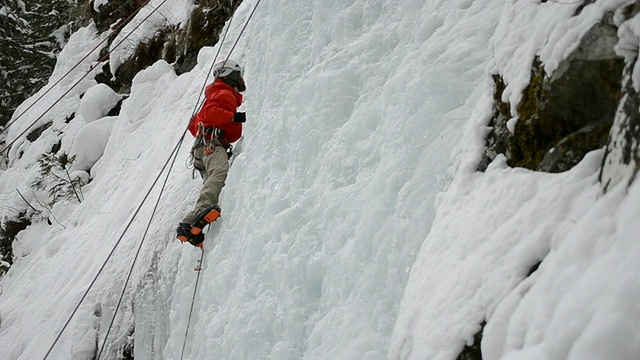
top-left (188, 122), bottom-right (235, 177)
top-left (196, 122), bottom-right (220, 155)
top-left (189, 122), bottom-right (217, 177)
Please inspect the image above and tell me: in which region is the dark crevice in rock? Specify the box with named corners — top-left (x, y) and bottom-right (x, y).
top-left (94, 63), bottom-right (115, 88)
top-left (477, 75), bottom-right (511, 172)
top-left (0, 211), bottom-right (32, 275)
top-left (51, 140), bottom-right (62, 155)
top-left (456, 321), bottom-right (486, 360)
top-left (575, 0), bottom-right (597, 16)
top-left (122, 326), bottom-right (135, 360)
top-left (65, 112), bottom-right (76, 123)
top-left (26, 121), bottom-right (53, 142)
top-left (620, 1), bottom-right (640, 19)
top-left (538, 120), bottom-right (612, 173)
top-left (107, 97), bottom-right (126, 117)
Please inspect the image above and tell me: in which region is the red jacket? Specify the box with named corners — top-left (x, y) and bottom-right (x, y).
top-left (189, 79), bottom-right (243, 143)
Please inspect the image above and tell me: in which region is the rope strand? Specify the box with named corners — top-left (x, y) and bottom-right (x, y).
top-left (93, 9), bottom-right (240, 355)
top-left (41, 135), bottom-right (184, 360)
top-left (180, 248), bottom-right (205, 360)
top-left (0, 0), bottom-right (151, 136)
top-left (1, 0), bottom-right (171, 156)
top-left (95, 136), bottom-right (185, 359)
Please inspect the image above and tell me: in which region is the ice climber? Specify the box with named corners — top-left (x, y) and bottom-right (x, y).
top-left (176, 59), bottom-right (246, 247)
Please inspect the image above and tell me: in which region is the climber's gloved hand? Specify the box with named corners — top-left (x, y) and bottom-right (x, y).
top-left (233, 112), bottom-right (246, 123)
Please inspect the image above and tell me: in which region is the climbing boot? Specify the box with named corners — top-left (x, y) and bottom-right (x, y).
top-left (188, 233), bottom-right (205, 248)
top-left (190, 205), bottom-right (221, 236)
top-left (176, 222), bottom-right (193, 243)
top-left (177, 222), bottom-right (205, 248)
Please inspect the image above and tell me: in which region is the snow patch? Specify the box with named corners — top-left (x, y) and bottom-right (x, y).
top-left (390, 150), bottom-right (603, 359)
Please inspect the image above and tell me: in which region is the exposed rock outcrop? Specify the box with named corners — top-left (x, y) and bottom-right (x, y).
top-left (91, 0), bottom-right (241, 93)
top-left (480, 15), bottom-right (624, 173)
top-left (600, 71), bottom-right (640, 191)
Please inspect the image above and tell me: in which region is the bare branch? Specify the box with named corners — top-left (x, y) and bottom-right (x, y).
top-left (15, 189), bottom-right (40, 213)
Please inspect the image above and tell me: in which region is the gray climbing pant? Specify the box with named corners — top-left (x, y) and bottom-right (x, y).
top-left (182, 144), bottom-right (229, 224)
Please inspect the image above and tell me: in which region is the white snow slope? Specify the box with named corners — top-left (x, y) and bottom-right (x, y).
top-left (0, 0), bottom-right (639, 360)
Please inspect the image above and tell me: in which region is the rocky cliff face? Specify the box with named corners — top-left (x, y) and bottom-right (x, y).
top-left (480, 4), bottom-right (640, 189)
top-left (463, 4), bottom-right (640, 359)
top-left (90, 0), bottom-right (240, 93)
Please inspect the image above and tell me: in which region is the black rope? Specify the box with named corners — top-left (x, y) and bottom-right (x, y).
top-left (180, 248), bottom-right (205, 360)
top-left (223, 0), bottom-right (264, 69)
top-left (1, 0), bottom-right (172, 156)
top-left (95, 136), bottom-right (185, 359)
top-left (545, 0), bottom-right (584, 4)
top-left (0, 0), bottom-right (151, 136)
top-left (41, 136), bottom-right (184, 360)
top-left (80, 1), bottom-right (243, 356)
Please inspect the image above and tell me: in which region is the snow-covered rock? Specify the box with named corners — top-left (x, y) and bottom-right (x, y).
top-left (79, 84), bottom-right (122, 123)
top-left (70, 116), bottom-right (116, 173)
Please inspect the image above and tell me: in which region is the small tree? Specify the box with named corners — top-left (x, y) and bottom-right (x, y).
top-left (32, 152), bottom-right (85, 205)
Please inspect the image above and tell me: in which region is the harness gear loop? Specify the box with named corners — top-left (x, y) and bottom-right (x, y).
top-left (192, 119), bottom-right (236, 161)
top-left (192, 121), bottom-right (216, 155)
top-left (191, 121), bottom-right (236, 174)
